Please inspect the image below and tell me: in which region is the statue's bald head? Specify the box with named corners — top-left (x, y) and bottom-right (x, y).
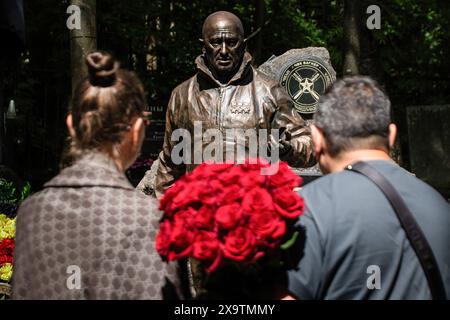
top-left (202, 11), bottom-right (244, 39)
top-left (200, 11), bottom-right (246, 83)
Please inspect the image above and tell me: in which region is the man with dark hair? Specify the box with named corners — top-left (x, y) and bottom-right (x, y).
top-left (283, 76), bottom-right (450, 299)
top-left (153, 11), bottom-right (315, 198)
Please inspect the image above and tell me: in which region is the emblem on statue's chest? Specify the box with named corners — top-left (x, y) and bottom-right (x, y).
top-left (280, 59), bottom-right (334, 114)
top-left (230, 103), bottom-right (251, 115)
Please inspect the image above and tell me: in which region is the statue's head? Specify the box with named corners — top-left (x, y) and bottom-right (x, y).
top-left (200, 11), bottom-right (246, 83)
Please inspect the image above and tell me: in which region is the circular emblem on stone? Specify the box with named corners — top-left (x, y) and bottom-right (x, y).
top-left (280, 58), bottom-right (334, 114)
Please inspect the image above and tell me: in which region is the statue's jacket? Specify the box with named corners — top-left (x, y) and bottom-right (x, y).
top-left (11, 152), bottom-right (182, 299)
top-left (155, 52), bottom-right (316, 197)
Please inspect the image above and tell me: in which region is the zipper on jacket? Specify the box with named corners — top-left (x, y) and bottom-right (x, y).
top-left (217, 87), bottom-right (225, 130)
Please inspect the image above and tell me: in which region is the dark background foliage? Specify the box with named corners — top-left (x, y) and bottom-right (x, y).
top-left (2, 0), bottom-right (450, 191)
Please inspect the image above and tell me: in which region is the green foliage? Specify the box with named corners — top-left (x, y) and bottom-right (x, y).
top-left (7, 0), bottom-right (450, 187)
top-left (95, 0), bottom-right (346, 100)
top-left (0, 179), bottom-right (16, 204)
top-left (368, 0), bottom-right (450, 104)
top-left (19, 182), bottom-right (31, 203)
top-left (0, 179), bottom-right (31, 204)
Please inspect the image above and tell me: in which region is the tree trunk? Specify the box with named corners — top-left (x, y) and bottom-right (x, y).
top-left (0, 66), bottom-right (4, 164)
top-left (70, 0), bottom-right (97, 94)
top-left (252, 0), bottom-right (265, 65)
top-left (343, 0), bottom-right (360, 75)
top-left (0, 0), bottom-right (25, 165)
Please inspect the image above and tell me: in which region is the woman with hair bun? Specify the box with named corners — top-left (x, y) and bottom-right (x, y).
top-left (11, 52), bottom-right (182, 300)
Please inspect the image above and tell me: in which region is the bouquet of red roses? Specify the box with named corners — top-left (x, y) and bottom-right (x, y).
top-left (156, 158), bottom-right (304, 274)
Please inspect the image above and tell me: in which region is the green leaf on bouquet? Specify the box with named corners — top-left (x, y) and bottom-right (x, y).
top-left (280, 231), bottom-right (299, 250)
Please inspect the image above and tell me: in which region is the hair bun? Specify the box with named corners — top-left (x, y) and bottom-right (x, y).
top-left (86, 52), bottom-right (119, 87)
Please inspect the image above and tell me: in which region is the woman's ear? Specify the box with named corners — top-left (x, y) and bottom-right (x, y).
top-left (66, 114), bottom-right (76, 138)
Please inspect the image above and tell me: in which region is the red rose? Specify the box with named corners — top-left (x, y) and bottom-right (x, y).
top-left (186, 162), bottom-right (210, 180)
top-left (240, 158), bottom-right (270, 171)
top-left (167, 211), bottom-right (196, 260)
top-left (239, 170), bottom-right (267, 189)
top-left (192, 231), bottom-right (221, 262)
top-left (0, 238), bottom-right (15, 265)
top-left (198, 181), bottom-right (221, 206)
top-left (0, 256), bottom-right (11, 265)
top-left (0, 238), bottom-right (14, 253)
top-left (268, 161), bottom-right (302, 189)
top-left (215, 203), bottom-right (242, 230)
top-left (219, 184), bottom-right (245, 205)
top-left (248, 211), bottom-right (286, 242)
top-left (218, 165), bottom-right (243, 186)
top-left (272, 188), bottom-right (305, 219)
top-left (193, 205), bottom-right (215, 230)
top-left (159, 177), bottom-right (187, 214)
top-left (155, 220), bottom-right (172, 257)
top-left (196, 236), bottom-right (223, 273)
top-left (208, 179), bottom-right (223, 192)
top-left (223, 227), bottom-right (256, 262)
top-left (207, 162), bottom-right (234, 173)
top-left (171, 182), bottom-right (202, 209)
top-left (242, 187), bottom-right (275, 214)
top-left (234, 159), bottom-right (269, 189)
top-left (189, 162), bottom-right (233, 181)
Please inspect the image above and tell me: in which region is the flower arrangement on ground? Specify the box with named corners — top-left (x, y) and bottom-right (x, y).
top-left (0, 179), bottom-right (30, 299)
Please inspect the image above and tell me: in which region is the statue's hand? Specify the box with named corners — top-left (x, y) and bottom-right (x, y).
top-left (278, 130), bottom-right (293, 156)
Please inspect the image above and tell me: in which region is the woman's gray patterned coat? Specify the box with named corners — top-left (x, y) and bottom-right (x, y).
top-left (11, 152), bottom-right (182, 299)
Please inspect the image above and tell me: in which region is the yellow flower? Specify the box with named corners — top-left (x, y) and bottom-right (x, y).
top-left (0, 263), bottom-right (13, 282)
top-left (0, 214), bottom-right (16, 240)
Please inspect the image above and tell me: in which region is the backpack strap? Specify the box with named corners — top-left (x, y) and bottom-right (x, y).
top-left (346, 161), bottom-right (447, 300)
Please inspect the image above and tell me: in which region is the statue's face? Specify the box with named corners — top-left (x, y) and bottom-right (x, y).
top-left (202, 18), bottom-right (245, 78)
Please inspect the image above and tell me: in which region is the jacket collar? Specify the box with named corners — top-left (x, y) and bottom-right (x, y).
top-left (44, 152), bottom-right (134, 190)
top-left (195, 51), bottom-right (253, 87)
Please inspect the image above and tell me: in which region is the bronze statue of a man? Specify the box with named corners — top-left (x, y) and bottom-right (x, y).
top-left (154, 11), bottom-right (315, 197)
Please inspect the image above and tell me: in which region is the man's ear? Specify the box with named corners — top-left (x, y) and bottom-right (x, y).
top-left (388, 123), bottom-right (397, 148)
top-left (311, 124), bottom-right (325, 157)
top-left (66, 113), bottom-right (76, 138)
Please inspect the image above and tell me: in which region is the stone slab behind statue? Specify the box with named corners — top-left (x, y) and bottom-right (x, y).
top-left (258, 47), bottom-right (337, 179)
top-left (258, 47), bottom-right (336, 116)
